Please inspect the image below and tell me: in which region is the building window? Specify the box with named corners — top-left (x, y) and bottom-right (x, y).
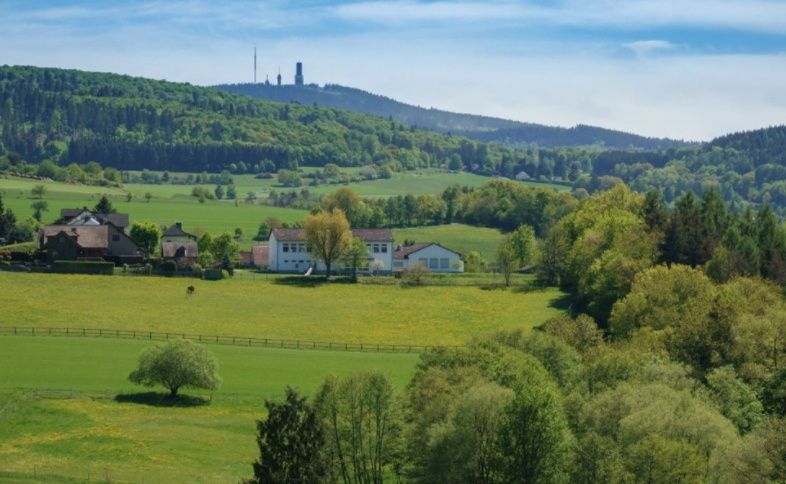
top-left (307, 245), bottom-right (312, 253)
top-left (429, 258), bottom-right (439, 269)
top-left (112, 234), bottom-right (120, 242)
top-left (373, 244), bottom-right (380, 253)
top-left (440, 258), bottom-right (449, 269)
top-left (418, 258), bottom-right (427, 266)
top-left (283, 243), bottom-right (289, 252)
top-left (394, 261), bottom-right (403, 268)
top-left (366, 244), bottom-right (372, 252)
top-left (381, 244), bottom-right (388, 253)
top-left (298, 243), bottom-right (305, 253)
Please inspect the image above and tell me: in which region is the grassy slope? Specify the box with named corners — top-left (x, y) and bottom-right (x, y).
top-left (0, 336), bottom-right (418, 483)
top-left (0, 272), bottom-right (567, 346)
top-left (395, 224), bottom-right (505, 260)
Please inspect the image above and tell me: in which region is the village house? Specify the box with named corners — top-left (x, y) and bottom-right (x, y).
top-left (160, 222), bottom-right (198, 267)
top-left (393, 243), bottom-right (464, 273)
top-left (40, 209), bottom-right (140, 262)
top-left (268, 228), bottom-right (394, 274)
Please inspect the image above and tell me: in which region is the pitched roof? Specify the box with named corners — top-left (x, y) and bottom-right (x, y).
top-left (161, 241), bottom-right (198, 258)
top-left (163, 222), bottom-right (195, 238)
top-left (58, 208), bottom-right (129, 228)
top-left (393, 242), bottom-right (462, 259)
top-left (271, 227), bottom-right (393, 242)
top-left (43, 225), bottom-right (108, 249)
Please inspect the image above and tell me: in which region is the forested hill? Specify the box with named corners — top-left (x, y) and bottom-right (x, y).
top-left (709, 125), bottom-right (786, 165)
top-left (215, 83), bottom-right (688, 150)
top-left (0, 65), bottom-right (534, 174)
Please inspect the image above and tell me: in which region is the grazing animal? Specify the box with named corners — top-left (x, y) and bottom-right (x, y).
top-left (186, 285), bottom-right (195, 296)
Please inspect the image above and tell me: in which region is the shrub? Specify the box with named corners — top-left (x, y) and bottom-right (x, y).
top-left (189, 263), bottom-right (203, 276)
top-left (160, 260), bottom-right (177, 275)
top-left (143, 263), bottom-right (153, 275)
top-left (203, 268), bottom-right (225, 281)
top-left (52, 260), bottom-right (114, 275)
top-left (402, 262), bottom-right (430, 286)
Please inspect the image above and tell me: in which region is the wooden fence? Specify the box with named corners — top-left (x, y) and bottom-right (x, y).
top-left (0, 326), bottom-right (461, 354)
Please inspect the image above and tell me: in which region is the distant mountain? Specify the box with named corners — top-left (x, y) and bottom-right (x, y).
top-left (0, 66), bottom-right (531, 175)
top-left (214, 83), bottom-right (689, 150)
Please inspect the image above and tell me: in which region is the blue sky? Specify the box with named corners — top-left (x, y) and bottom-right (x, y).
top-left (2, 1), bottom-right (786, 140)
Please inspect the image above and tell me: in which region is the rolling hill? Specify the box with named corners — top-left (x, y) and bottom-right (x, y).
top-left (215, 83), bottom-right (689, 150)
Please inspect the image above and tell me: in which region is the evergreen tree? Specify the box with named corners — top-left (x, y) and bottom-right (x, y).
top-left (247, 388), bottom-right (326, 484)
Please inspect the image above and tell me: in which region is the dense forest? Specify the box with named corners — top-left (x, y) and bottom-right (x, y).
top-left (216, 83), bottom-right (686, 150)
top-left (578, 126), bottom-right (786, 215)
top-left (0, 65), bottom-right (571, 177)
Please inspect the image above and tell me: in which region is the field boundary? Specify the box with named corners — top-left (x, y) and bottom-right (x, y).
top-left (0, 326), bottom-right (462, 354)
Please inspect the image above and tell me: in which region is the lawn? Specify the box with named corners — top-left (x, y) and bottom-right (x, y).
top-left (0, 336), bottom-right (419, 482)
top-left (394, 223), bottom-right (506, 260)
top-left (0, 272), bottom-right (567, 346)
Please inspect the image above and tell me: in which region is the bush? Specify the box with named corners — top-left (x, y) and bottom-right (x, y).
top-left (402, 262), bottom-right (430, 286)
top-left (52, 260), bottom-right (114, 275)
top-left (160, 260), bottom-right (177, 275)
top-left (203, 268), bottom-right (225, 280)
top-left (189, 263), bottom-right (203, 276)
top-left (143, 263), bottom-right (153, 275)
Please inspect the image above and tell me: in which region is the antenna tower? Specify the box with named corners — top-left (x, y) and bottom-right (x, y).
top-left (253, 47), bottom-right (257, 84)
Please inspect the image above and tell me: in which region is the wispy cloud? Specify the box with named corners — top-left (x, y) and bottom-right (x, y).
top-left (624, 40), bottom-right (676, 57)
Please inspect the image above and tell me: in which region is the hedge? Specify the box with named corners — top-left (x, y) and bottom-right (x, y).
top-left (203, 268), bottom-right (226, 281)
top-left (53, 260), bottom-right (115, 275)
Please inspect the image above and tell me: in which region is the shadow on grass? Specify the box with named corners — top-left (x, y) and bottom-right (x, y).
top-left (114, 392), bottom-right (210, 408)
top-left (547, 293), bottom-right (574, 312)
top-left (271, 275), bottom-right (355, 287)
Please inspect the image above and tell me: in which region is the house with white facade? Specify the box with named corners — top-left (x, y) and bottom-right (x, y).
top-left (393, 243), bottom-right (464, 273)
top-left (268, 228), bottom-right (394, 274)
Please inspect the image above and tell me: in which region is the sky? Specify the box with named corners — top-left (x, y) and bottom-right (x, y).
top-left (1, 1), bottom-right (786, 141)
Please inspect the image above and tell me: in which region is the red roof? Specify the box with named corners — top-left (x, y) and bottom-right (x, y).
top-left (271, 228), bottom-right (393, 242)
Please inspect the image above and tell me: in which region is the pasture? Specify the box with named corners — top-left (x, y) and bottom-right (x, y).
top-left (0, 272), bottom-right (567, 346)
top-left (0, 336), bottom-right (419, 482)
top-left (395, 223), bottom-right (505, 260)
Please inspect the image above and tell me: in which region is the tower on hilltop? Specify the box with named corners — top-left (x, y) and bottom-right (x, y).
top-left (277, 66), bottom-right (282, 86)
top-left (295, 62), bottom-right (304, 87)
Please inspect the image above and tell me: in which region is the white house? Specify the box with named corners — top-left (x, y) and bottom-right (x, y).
top-left (393, 243), bottom-right (464, 273)
top-left (268, 228), bottom-right (394, 274)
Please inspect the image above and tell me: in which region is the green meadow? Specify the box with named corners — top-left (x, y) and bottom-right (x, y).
top-left (0, 272), bottom-right (567, 346)
top-left (0, 170), bottom-right (563, 249)
top-left (0, 336), bottom-right (419, 483)
top-left (395, 223), bottom-right (506, 260)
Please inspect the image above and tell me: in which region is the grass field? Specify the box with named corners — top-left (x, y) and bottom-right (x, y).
top-left (0, 272), bottom-right (567, 346)
top-left (0, 336), bottom-right (419, 482)
top-left (395, 223), bottom-right (505, 260)
top-left (0, 170), bottom-right (563, 249)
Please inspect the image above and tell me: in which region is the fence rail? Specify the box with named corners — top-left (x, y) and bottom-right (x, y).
top-left (0, 326), bottom-right (461, 354)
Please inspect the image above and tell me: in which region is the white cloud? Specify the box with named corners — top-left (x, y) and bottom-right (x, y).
top-left (624, 40), bottom-right (676, 57)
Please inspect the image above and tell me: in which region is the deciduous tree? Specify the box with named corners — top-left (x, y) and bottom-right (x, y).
top-left (128, 339), bottom-right (221, 397)
top-left (304, 208), bottom-right (351, 279)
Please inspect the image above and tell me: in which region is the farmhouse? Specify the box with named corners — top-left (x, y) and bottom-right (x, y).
top-left (268, 228), bottom-right (394, 273)
top-left (40, 209), bottom-right (140, 262)
top-left (160, 222), bottom-right (198, 266)
top-left (393, 243), bottom-right (464, 273)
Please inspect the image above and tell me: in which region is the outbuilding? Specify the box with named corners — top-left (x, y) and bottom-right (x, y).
top-left (392, 243), bottom-right (464, 273)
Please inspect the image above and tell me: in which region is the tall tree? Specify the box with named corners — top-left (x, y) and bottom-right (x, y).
top-left (93, 195), bottom-right (115, 214)
top-left (304, 209), bottom-right (351, 280)
top-left (247, 387), bottom-right (327, 484)
top-left (496, 236), bottom-right (518, 287)
top-left (130, 222), bottom-right (162, 258)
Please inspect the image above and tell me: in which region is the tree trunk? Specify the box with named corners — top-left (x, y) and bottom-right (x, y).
top-left (169, 386), bottom-right (178, 397)
top-left (325, 261), bottom-right (331, 281)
